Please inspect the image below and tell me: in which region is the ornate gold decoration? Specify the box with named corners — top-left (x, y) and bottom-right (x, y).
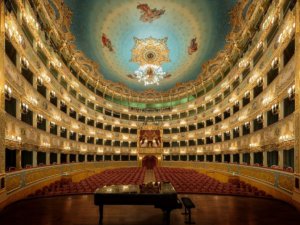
top-left (131, 37), bottom-right (170, 66)
top-left (21, 0), bottom-right (273, 102)
top-left (130, 37), bottom-right (170, 86)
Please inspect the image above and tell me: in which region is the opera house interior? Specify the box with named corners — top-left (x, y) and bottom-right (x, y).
top-left (1, 0), bottom-right (300, 224)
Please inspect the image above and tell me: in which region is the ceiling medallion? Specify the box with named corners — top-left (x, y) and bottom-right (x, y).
top-left (130, 37), bottom-right (171, 86)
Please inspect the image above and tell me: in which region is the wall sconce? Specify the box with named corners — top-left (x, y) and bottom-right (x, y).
top-left (42, 142), bottom-right (50, 148)
top-left (37, 41), bottom-right (44, 49)
top-left (234, 100), bottom-right (239, 106)
top-left (40, 73), bottom-right (51, 83)
top-left (257, 77), bottom-right (263, 87)
top-left (288, 85), bottom-right (295, 100)
top-left (262, 13), bottom-right (276, 30)
top-left (54, 115), bottom-right (61, 122)
top-left (256, 114), bottom-right (263, 123)
top-left (4, 84), bottom-right (12, 100)
top-left (221, 124), bottom-right (228, 130)
top-left (234, 127), bottom-right (239, 131)
top-left (277, 21), bottom-right (295, 44)
top-left (271, 104), bottom-right (279, 114)
top-left (21, 57), bottom-right (29, 69)
top-left (21, 103), bottom-right (28, 114)
top-left (37, 114), bottom-right (44, 123)
top-left (50, 91), bottom-right (56, 98)
top-left (29, 97), bottom-right (38, 105)
top-left (249, 143), bottom-right (258, 148)
top-left (271, 57), bottom-right (279, 69)
top-left (37, 77), bottom-right (43, 86)
top-left (60, 100), bottom-right (66, 107)
top-left (244, 122), bottom-right (250, 128)
top-left (256, 41), bottom-right (263, 49)
top-left (279, 135), bottom-right (293, 142)
top-left (244, 91), bottom-right (250, 98)
top-left (5, 21), bottom-right (24, 45)
top-left (239, 59), bottom-right (249, 68)
top-left (50, 122), bottom-right (56, 128)
top-left (8, 135), bottom-right (22, 142)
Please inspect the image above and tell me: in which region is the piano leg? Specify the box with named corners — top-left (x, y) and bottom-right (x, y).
top-left (162, 209), bottom-right (171, 225)
top-left (165, 210), bottom-right (171, 225)
top-left (99, 205), bottom-right (103, 225)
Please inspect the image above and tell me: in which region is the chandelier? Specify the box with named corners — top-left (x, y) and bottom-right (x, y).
top-left (134, 64), bottom-right (166, 86)
top-left (130, 37), bottom-right (170, 86)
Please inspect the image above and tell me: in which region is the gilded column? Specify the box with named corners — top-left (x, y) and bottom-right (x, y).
top-left (0, 0), bottom-right (6, 174)
top-left (278, 150), bottom-right (283, 169)
top-left (250, 152), bottom-right (254, 165)
top-left (32, 151), bottom-right (37, 167)
top-left (16, 150), bottom-right (21, 170)
top-left (57, 152), bottom-right (61, 164)
top-left (263, 151), bottom-right (268, 167)
top-left (239, 153), bottom-right (243, 164)
top-left (46, 152), bottom-right (50, 165)
top-left (66, 154), bottom-right (70, 163)
top-left (293, 0), bottom-right (300, 208)
top-left (295, 0), bottom-right (300, 175)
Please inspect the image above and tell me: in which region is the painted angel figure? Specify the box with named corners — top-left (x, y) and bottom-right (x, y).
top-left (101, 33), bottom-right (113, 52)
top-left (188, 38), bottom-right (198, 55)
top-left (137, 3), bottom-right (165, 23)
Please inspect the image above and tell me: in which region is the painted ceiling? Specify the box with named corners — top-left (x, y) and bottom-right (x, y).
top-left (65, 0), bottom-right (236, 92)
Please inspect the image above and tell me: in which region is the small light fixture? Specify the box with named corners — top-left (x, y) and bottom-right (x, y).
top-left (21, 57), bottom-right (29, 69)
top-left (288, 85), bottom-right (295, 100)
top-left (256, 114), bottom-right (263, 123)
top-left (37, 77), bottom-right (43, 86)
top-left (271, 104), bottom-right (279, 115)
top-left (271, 57), bottom-right (279, 69)
top-left (21, 103), bottom-right (29, 114)
top-left (4, 84), bottom-right (12, 100)
top-left (37, 114), bottom-right (44, 123)
top-left (257, 77), bottom-right (263, 87)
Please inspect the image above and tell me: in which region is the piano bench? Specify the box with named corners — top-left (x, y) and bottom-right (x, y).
top-left (181, 197), bottom-right (195, 224)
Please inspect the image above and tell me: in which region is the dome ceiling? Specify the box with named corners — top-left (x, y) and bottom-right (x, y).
top-left (65, 0), bottom-right (236, 92)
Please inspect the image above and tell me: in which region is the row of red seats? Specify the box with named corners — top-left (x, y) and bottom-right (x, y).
top-left (28, 167), bottom-right (146, 198)
top-left (154, 167), bottom-right (272, 198)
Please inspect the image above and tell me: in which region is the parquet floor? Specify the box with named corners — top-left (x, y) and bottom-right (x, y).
top-left (0, 194), bottom-right (300, 225)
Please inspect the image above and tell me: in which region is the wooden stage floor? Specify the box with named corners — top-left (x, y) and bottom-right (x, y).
top-left (0, 194), bottom-right (300, 225)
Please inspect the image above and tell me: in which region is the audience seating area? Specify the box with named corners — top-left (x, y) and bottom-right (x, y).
top-left (29, 167), bottom-right (146, 198)
top-left (154, 167), bottom-right (272, 198)
top-left (28, 167), bottom-right (271, 199)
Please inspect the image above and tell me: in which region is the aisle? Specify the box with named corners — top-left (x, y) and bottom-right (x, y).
top-left (144, 169), bottom-right (156, 183)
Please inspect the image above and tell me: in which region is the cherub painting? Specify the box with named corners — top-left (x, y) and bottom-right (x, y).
top-left (137, 3), bottom-right (165, 23)
top-left (188, 38), bottom-right (198, 55)
top-left (101, 33), bottom-right (113, 52)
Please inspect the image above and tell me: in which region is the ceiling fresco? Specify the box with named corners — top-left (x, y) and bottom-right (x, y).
top-left (65, 0), bottom-right (236, 92)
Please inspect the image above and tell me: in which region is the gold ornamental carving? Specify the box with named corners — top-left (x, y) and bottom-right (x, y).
top-left (131, 37), bottom-right (170, 66)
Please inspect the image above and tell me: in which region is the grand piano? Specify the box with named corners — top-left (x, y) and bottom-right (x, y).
top-left (94, 182), bottom-right (182, 224)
